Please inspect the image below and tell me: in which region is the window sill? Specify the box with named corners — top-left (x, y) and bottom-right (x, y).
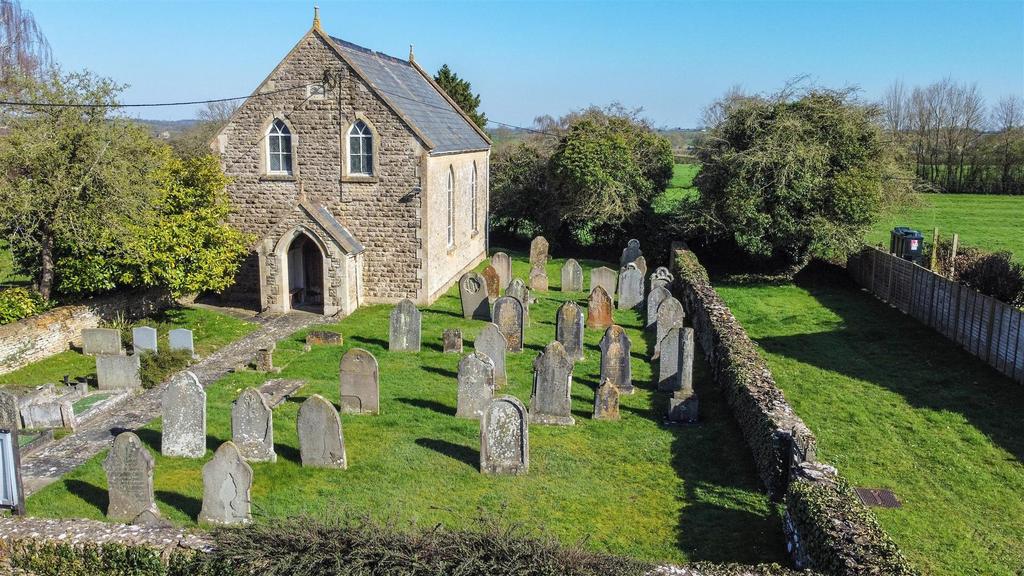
top-left (260, 174), bottom-right (296, 182)
top-left (446, 244), bottom-right (456, 255)
top-left (342, 175), bottom-right (379, 184)
top-left (470, 230), bottom-right (480, 239)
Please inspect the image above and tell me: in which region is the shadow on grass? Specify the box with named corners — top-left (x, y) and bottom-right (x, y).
top-left (64, 479), bottom-right (107, 514)
top-left (425, 309), bottom-right (464, 320)
top-left (205, 434), bottom-right (225, 452)
top-left (414, 438), bottom-right (478, 470)
top-left (396, 397), bottom-right (455, 416)
top-left (134, 428), bottom-right (161, 453)
top-left (422, 365), bottom-right (457, 379)
top-left (157, 490), bottom-right (201, 521)
top-left (275, 443), bottom-right (302, 464)
top-left (349, 336), bottom-right (388, 349)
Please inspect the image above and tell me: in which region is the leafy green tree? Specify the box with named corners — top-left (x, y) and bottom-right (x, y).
top-left (434, 64), bottom-right (487, 130)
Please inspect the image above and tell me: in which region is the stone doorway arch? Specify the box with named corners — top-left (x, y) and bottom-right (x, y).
top-left (284, 231), bottom-right (325, 314)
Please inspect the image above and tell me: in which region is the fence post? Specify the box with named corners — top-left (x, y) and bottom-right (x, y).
top-left (949, 233), bottom-right (960, 278)
top-left (930, 228), bottom-right (939, 272)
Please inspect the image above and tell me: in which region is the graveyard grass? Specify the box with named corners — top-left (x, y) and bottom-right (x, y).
top-left (26, 253), bottom-right (786, 566)
top-left (717, 270), bottom-right (1024, 576)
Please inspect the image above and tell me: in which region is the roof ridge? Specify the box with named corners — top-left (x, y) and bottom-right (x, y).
top-left (329, 35), bottom-right (410, 66)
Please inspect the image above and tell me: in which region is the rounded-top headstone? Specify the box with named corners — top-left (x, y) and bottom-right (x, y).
top-left (530, 341), bottom-right (575, 426)
top-left (655, 297), bottom-right (685, 358)
top-left (297, 394), bottom-right (347, 469)
top-left (555, 301), bottom-right (585, 361)
top-left (459, 271), bottom-right (491, 320)
top-left (529, 236), bottom-right (549, 269)
top-left (231, 388), bottom-right (276, 462)
top-left (493, 296), bottom-right (525, 352)
top-left (474, 323), bottom-right (508, 387)
top-left (617, 262), bottom-right (644, 310)
top-left (199, 441), bottom-right (252, 525)
top-left (483, 266), bottom-right (501, 301)
top-left (620, 239), bottom-right (642, 268)
top-left (161, 371), bottom-right (206, 458)
top-left (590, 267), bottom-right (617, 304)
top-left (586, 285), bottom-right (614, 329)
top-left (561, 259), bottom-right (583, 292)
top-left (456, 352), bottom-right (496, 419)
top-left (103, 431), bottom-right (159, 524)
top-left (339, 348), bottom-right (380, 414)
top-left (491, 252), bottom-right (512, 290)
top-left (599, 324), bottom-right (633, 394)
top-left (647, 286), bottom-right (672, 331)
top-left (389, 299), bottom-right (422, 352)
top-left (480, 395), bottom-right (529, 475)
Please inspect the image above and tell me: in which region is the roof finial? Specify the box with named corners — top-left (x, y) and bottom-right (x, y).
top-left (312, 5), bottom-right (321, 31)
top-left (409, 44), bottom-right (415, 63)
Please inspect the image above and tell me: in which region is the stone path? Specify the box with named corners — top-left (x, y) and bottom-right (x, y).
top-left (20, 310), bottom-right (329, 496)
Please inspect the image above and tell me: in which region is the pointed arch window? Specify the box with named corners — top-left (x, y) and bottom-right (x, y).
top-left (470, 163), bottom-right (479, 233)
top-left (348, 120), bottom-right (374, 176)
top-left (447, 167), bottom-right (455, 248)
top-left (267, 119), bottom-right (293, 175)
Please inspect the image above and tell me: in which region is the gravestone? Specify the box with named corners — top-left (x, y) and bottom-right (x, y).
top-left (617, 262), bottom-right (644, 310)
top-left (389, 299), bottom-right (422, 352)
top-left (593, 379), bottom-right (621, 420)
top-left (443, 328), bottom-right (463, 353)
top-left (231, 388), bottom-right (275, 462)
top-left (491, 252), bottom-right (512, 291)
top-left (555, 301), bottom-right (585, 361)
top-left (0, 390), bottom-right (17, 429)
top-left (132, 327), bottom-right (158, 355)
top-left (168, 329), bottom-right (195, 357)
top-left (82, 328), bottom-right (122, 356)
top-left (339, 348), bottom-right (379, 414)
top-left (459, 272), bottom-right (491, 320)
top-left (306, 330), bottom-right (343, 346)
top-left (258, 379), bottom-right (305, 408)
top-left (492, 296), bottom-right (524, 352)
top-left (528, 265), bottom-right (548, 291)
top-left (633, 255), bottom-right (648, 278)
top-left (199, 441), bottom-right (252, 525)
top-left (561, 259), bottom-right (583, 292)
top-left (297, 394), bottom-right (347, 469)
top-left (96, 354), bottom-right (142, 390)
top-left (480, 395), bottom-right (529, 475)
top-left (474, 323), bottom-right (508, 388)
top-left (620, 239), bottom-right (642, 268)
top-left (161, 371), bottom-right (206, 458)
top-left (529, 341), bottom-right (575, 425)
top-left (655, 297), bottom-right (685, 358)
top-left (456, 352), bottom-right (496, 419)
top-left (657, 326), bottom-right (683, 392)
top-left (103, 432), bottom-right (160, 524)
top-left (599, 325), bottom-right (634, 394)
top-left (586, 286), bottom-right (613, 329)
top-left (20, 400), bottom-right (75, 430)
top-left (590, 267), bottom-right (617, 303)
top-left (667, 327), bottom-right (698, 423)
top-left (505, 279), bottom-right (531, 326)
top-left (529, 236), bottom-right (549, 269)
top-left (647, 286), bottom-right (672, 331)
top-left (482, 266), bottom-right (501, 301)
top-left (650, 267), bottom-right (674, 293)
top-left (254, 344), bottom-right (277, 372)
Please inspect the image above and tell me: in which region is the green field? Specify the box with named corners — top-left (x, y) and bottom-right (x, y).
top-left (26, 253), bottom-right (785, 566)
top-left (652, 163), bottom-right (700, 214)
top-left (0, 241), bottom-right (26, 286)
top-left (717, 273), bottom-right (1024, 576)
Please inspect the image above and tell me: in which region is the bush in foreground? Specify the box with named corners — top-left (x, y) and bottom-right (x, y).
top-left (0, 287), bottom-right (50, 324)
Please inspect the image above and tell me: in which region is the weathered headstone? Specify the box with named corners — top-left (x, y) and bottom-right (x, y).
top-left (530, 341), bottom-right (575, 425)
top-left (103, 432), bottom-right (160, 524)
top-left (529, 236), bottom-right (549, 269)
top-left (555, 301), bottom-right (585, 361)
top-left (633, 255), bottom-right (648, 278)
top-left (647, 286), bottom-right (672, 331)
top-left (593, 379), bottom-right (621, 420)
top-left (505, 279), bottom-right (531, 326)
top-left (199, 441), bottom-right (252, 525)
top-left (474, 323), bottom-right (508, 388)
top-left (491, 252), bottom-right (512, 291)
top-left (617, 262), bottom-right (644, 310)
top-left (599, 325), bottom-right (633, 394)
top-left (161, 371), bottom-right (206, 458)
top-left (168, 329), bottom-right (195, 357)
top-left (482, 265), bottom-right (501, 301)
top-left (96, 354), bottom-right (142, 391)
top-left (590, 267), bottom-right (617, 303)
top-left (82, 328), bottom-right (122, 356)
top-left (560, 259), bottom-right (584, 292)
top-left (654, 297), bottom-right (685, 358)
top-left (667, 327), bottom-right (698, 423)
top-left (132, 326), bottom-right (158, 355)
top-left (480, 395), bottom-right (529, 475)
top-left (20, 400), bottom-right (75, 430)
top-left (0, 390), bottom-right (18, 429)
top-left (389, 299), bottom-right (422, 352)
top-left (456, 352), bottom-right (496, 419)
top-left (528, 265), bottom-right (548, 291)
top-left (492, 296), bottom-right (524, 353)
top-left (459, 272), bottom-right (491, 320)
top-left (339, 348), bottom-right (379, 414)
top-left (231, 388), bottom-right (275, 462)
top-left (657, 326), bottom-right (683, 392)
top-left (297, 394), bottom-right (347, 469)
top-left (586, 286), bottom-right (613, 329)
top-left (620, 239), bottom-right (642, 268)
top-left (443, 328), bottom-right (463, 353)
top-left (254, 344), bottom-right (277, 372)
top-left (650, 267), bottom-right (674, 293)
top-left (306, 330), bottom-right (343, 346)
top-left (258, 379), bottom-right (305, 408)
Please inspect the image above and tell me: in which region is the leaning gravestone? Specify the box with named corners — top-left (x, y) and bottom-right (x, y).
top-left (0, 390), bottom-right (19, 429)
top-left (650, 267), bottom-right (674, 292)
top-left (103, 432), bottom-right (160, 524)
top-left (617, 262), bottom-right (644, 310)
top-left (599, 324), bottom-right (633, 394)
top-left (491, 252), bottom-right (512, 291)
top-left (474, 323), bottom-right (508, 388)
top-left (168, 329), bottom-right (195, 357)
top-left (647, 286), bottom-right (672, 331)
top-left (483, 266), bottom-right (501, 301)
top-left (132, 326), bottom-right (158, 355)
top-left (492, 296), bottom-right (524, 352)
top-left (655, 297), bottom-right (685, 358)
top-left (561, 259), bottom-right (583, 292)
top-left (480, 395), bottom-right (529, 475)
top-left (586, 286), bottom-right (613, 329)
top-left (199, 441), bottom-right (252, 525)
top-left (96, 354), bottom-right (142, 391)
top-left (529, 236), bottom-right (549, 269)
top-left (620, 239), bottom-right (643, 268)
top-left (658, 326), bottom-right (683, 392)
top-left (667, 327), bottom-right (699, 423)
top-left (530, 341), bottom-right (575, 425)
top-left (459, 272), bottom-right (491, 320)
top-left (161, 371), bottom-right (206, 458)
top-left (298, 394), bottom-right (347, 469)
top-left (555, 301), bottom-right (585, 361)
top-left (389, 299), bottom-right (421, 352)
top-left (82, 328), bottom-right (122, 356)
top-left (339, 348), bottom-right (379, 414)
top-left (505, 279), bottom-right (531, 326)
top-left (593, 379), bottom-right (621, 421)
top-left (590, 267), bottom-right (617, 303)
top-left (456, 352), bottom-right (496, 419)
top-left (633, 255), bottom-right (648, 279)
top-left (443, 328), bottom-right (463, 353)
top-left (231, 388), bottom-right (276, 462)
top-left (529, 265), bottom-right (549, 291)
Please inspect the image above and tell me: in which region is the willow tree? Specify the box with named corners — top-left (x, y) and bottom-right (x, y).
top-left (0, 0), bottom-right (51, 88)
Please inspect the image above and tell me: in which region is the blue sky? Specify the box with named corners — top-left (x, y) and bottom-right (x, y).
top-left (24, 0), bottom-right (1024, 128)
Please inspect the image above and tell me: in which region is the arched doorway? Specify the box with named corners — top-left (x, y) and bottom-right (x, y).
top-left (285, 233), bottom-right (324, 314)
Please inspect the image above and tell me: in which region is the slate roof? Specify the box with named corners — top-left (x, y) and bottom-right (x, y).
top-left (302, 200), bottom-right (365, 255)
top-left (329, 36), bottom-right (490, 155)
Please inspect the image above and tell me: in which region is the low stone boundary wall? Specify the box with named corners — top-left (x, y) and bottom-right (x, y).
top-left (0, 289), bottom-right (172, 376)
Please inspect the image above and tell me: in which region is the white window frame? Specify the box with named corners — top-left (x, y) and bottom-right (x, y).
top-left (447, 167), bottom-right (455, 248)
top-left (266, 119), bottom-right (293, 176)
top-left (348, 120), bottom-right (374, 176)
top-left (470, 162), bottom-right (478, 233)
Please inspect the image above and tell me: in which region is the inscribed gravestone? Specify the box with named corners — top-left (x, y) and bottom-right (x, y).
top-left (667, 327), bottom-right (699, 423)
top-left (231, 388), bottom-right (275, 462)
top-left (168, 329), bottom-right (195, 357)
top-left (655, 297), bottom-right (685, 358)
top-left (480, 395), bottom-right (529, 475)
top-left (491, 252), bottom-right (512, 291)
top-left (483, 266), bottom-right (501, 301)
top-left (493, 296), bottom-right (524, 352)
top-left (590, 267), bottom-right (617, 304)
top-left (561, 259), bottom-right (583, 292)
top-left (103, 432), bottom-right (160, 524)
top-left (306, 330), bottom-right (343, 346)
top-left (199, 441), bottom-right (252, 525)
top-left (530, 341), bottom-right (575, 425)
top-left (529, 236), bottom-right (549, 269)
top-left (599, 324), bottom-right (634, 394)
top-left (82, 328), bottom-right (122, 356)
top-left (650, 267), bottom-right (674, 292)
top-left (132, 326), bottom-right (158, 355)
top-left (459, 272), bottom-right (490, 320)
top-left (555, 301), bottom-right (585, 361)
top-left (529, 265), bottom-right (548, 291)
top-left (0, 390), bottom-right (18, 429)
top-left (456, 352), bottom-right (495, 419)
top-left (161, 371), bottom-right (206, 458)
top-left (647, 286), bottom-right (672, 331)
top-left (586, 286), bottom-right (613, 329)
top-left (298, 394), bottom-right (347, 469)
top-left (658, 326), bottom-right (683, 392)
top-left (443, 328), bottom-right (463, 353)
top-left (505, 279), bottom-right (531, 326)
top-left (474, 323), bottom-right (508, 388)
top-left (593, 379), bottom-right (620, 420)
top-left (620, 239), bottom-right (642, 268)
top-left (617, 262), bottom-right (644, 310)
top-left (96, 354), bottom-right (142, 390)
top-left (389, 299), bottom-right (421, 352)
top-left (339, 348), bottom-right (379, 414)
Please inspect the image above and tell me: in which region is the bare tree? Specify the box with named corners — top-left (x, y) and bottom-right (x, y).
top-left (0, 0), bottom-right (51, 88)
top-left (882, 80), bottom-right (907, 143)
top-left (197, 100), bottom-right (239, 127)
top-left (992, 95), bottom-right (1024, 193)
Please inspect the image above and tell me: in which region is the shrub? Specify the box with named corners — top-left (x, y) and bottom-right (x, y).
top-left (7, 540), bottom-right (177, 576)
top-left (139, 349), bottom-right (193, 389)
top-left (0, 287), bottom-right (49, 324)
top-left (956, 251), bottom-right (1024, 307)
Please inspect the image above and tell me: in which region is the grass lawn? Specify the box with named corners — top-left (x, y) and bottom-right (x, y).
top-left (26, 253), bottom-right (785, 566)
top-left (717, 271), bottom-right (1024, 576)
top-left (0, 241), bottom-right (28, 286)
top-left (652, 163), bottom-right (700, 214)
top-left (0, 307), bottom-right (258, 391)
